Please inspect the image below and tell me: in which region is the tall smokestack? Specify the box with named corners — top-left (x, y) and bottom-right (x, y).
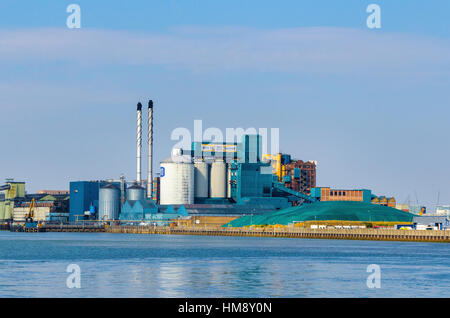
top-left (147, 100), bottom-right (153, 199)
top-left (136, 102), bottom-right (142, 184)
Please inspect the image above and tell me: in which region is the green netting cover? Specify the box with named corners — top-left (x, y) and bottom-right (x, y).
top-left (225, 201), bottom-right (414, 227)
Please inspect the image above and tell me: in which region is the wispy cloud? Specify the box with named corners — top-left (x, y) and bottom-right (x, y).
top-left (0, 26), bottom-right (449, 75)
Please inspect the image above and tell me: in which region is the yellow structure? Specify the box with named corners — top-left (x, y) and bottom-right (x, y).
top-left (0, 181), bottom-right (26, 220)
top-left (262, 153), bottom-right (282, 181)
top-left (4, 182), bottom-right (25, 200)
top-left (26, 198), bottom-right (36, 220)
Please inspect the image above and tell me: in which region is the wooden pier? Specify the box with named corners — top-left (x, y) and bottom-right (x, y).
top-left (107, 225), bottom-right (450, 243)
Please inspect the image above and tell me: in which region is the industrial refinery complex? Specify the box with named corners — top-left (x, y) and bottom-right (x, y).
top-left (0, 100), bottom-right (449, 233)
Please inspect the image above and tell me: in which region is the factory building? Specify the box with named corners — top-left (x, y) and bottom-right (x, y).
top-left (158, 133), bottom-right (297, 216)
top-left (229, 162), bottom-right (274, 202)
top-left (120, 183), bottom-right (155, 221)
top-left (413, 215), bottom-right (449, 230)
top-left (61, 100), bottom-right (316, 224)
top-left (0, 180), bottom-right (25, 221)
top-left (310, 187), bottom-right (372, 203)
top-left (119, 182), bottom-right (189, 223)
top-left (13, 194), bottom-right (69, 222)
top-left (120, 201), bottom-right (188, 224)
top-left (0, 180), bottom-right (69, 222)
top-left (120, 199), bottom-right (158, 221)
top-left (435, 205), bottom-right (450, 216)
top-left (69, 180), bottom-right (123, 222)
top-left (262, 153), bottom-right (317, 196)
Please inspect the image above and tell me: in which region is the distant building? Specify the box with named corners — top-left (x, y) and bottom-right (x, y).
top-left (13, 194), bottom-right (69, 222)
top-left (395, 204), bottom-right (409, 212)
top-left (413, 216), bottom-right (449, 230)
top-left (0, 181), bottom-right (26, 221)
top-left (310, 187), bottom-right (372, 203)
top-left (436, 205), bottom-right (450, 216)
top-left (371, 196), bottom-right (396, 208)
top-left (37, 190), bottom-right (69, 195)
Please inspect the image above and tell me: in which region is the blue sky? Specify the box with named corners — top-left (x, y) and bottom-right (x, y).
top-left (0, 1), bottom-right (449, 210)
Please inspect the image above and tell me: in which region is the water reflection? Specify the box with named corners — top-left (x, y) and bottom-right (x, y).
top-left (0, 233), bottom-right (449, 297)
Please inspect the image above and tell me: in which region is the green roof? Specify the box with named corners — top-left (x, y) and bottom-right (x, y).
top-left (225, 201), bottom-right (414, 227)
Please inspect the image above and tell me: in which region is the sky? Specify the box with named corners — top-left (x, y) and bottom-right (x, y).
top-left (0, 0), bottom-right (449, 211)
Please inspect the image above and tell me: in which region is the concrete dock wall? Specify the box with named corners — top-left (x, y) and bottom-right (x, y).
top-left (107, 226), bottom-right (450, 243)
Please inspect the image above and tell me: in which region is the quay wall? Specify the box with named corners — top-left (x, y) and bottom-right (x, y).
top-left (107, 226), bottom-right (450, 243)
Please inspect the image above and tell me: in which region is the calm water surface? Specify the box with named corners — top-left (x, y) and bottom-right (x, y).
top-left (0, 232), bottom-right (449, 297)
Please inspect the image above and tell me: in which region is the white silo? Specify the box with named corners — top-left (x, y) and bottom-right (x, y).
top-left (210, 160), bottom-right (227, 198)
top-left (194, 161), bottom-right (209, 199)
top-left (160, 160), bottom-right (195, 205)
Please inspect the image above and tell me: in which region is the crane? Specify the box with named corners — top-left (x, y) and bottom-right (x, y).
top-left (419, 206), bottom-right (426, 216)
top-left (25, 198), bottom-right (36, 223)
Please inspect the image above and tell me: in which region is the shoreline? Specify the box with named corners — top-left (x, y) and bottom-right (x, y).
top-left (106, 226), bottom-right (450, 243)
top-left (3, 224), bottom-right (450, 243)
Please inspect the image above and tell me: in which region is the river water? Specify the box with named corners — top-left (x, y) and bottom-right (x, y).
top-left (0, 231), bottom-right (448, 297)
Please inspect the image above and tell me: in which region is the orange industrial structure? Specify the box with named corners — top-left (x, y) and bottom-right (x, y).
top-left (321, 188), bottom-right (365, 202)
top-left (310, 187), bottom-right (397, 209)
top-left (372, 196), bottom-right (396, 208)
top-left (311, 187), bottom-right (372, 202)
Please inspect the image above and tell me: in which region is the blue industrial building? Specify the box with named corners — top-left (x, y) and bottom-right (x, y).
top-left (69, 181), bottom-right (121, 222)
top-left (120, 200), bottom-right (188, 224)
top-left (120, 200), bottom-right (158, 220)
top-left (229, 162), bottom-right (274, 203)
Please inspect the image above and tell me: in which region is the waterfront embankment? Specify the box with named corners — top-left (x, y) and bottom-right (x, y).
top-left (107, 225), bottom-right (450, 243)
top-left (3, 223), bottom-right (449, 242)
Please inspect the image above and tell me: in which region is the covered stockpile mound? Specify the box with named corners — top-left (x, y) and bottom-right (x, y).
top-left (225, 201), bottom-right (414, 227)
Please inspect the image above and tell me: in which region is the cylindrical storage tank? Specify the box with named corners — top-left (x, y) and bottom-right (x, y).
top-left (127, 183), bottom-right (145, 201)
top-left (194, 161), bottom-right (209, 199)
top-left (98, 184), bottom-right (121, 220)
top-left (210, 160), bottom-right (227, 198)
top-left (160, 161), bottom-right (194, 205)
